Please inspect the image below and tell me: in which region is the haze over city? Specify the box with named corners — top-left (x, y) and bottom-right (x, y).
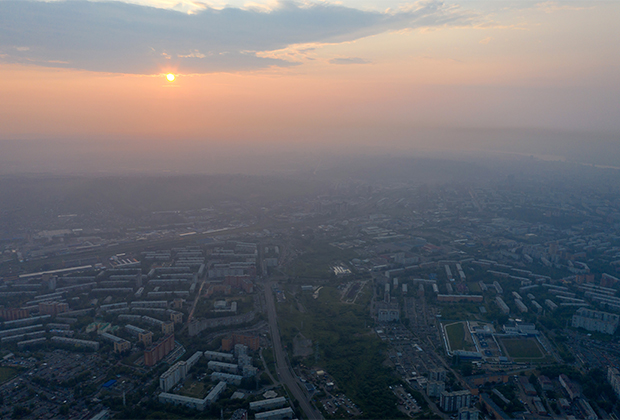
top-left (1, 0), bottom-right (619, 173)
top-left (3, 2), bottom-right (620, 420)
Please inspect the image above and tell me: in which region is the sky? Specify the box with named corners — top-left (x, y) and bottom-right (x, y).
top-left (1, 0), bottom-right (619, 173)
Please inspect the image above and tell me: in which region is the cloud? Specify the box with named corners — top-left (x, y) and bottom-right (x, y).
top-left (0, 0), bottom-right (474, 74)
top-left (535, 1), bottom-right (593, 13)
top-left (329, 57), bottom-right (371, 65)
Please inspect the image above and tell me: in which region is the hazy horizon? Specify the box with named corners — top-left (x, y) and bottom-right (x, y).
top-left (1, 126), bottom-right (619, 175)
top-left (2, 0), bottom-right (619, 176)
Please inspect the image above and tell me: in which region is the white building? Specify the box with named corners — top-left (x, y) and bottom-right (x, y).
top-left (211, 372), bottom-right (243, 385)
top-left (208, 361), bottom-right (238, 374)
top-left (495, 297), bottom-right (509, 315)
top-left (572, 307), bottom-right (620, 334)
top-left (203, 350), bottom-right (235, 362)
top-left (159, 381), bottom-right (226, 411)
top-left (440, 390), bottom-right (471, 412)
top-left (160, 352), bottom-right (203, 392)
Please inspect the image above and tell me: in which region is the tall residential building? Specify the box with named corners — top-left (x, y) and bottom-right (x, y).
top-left (429, 368), bottom-right (447, 382)
top-left (458, 408), bottom-right (479, 420)
top-left (160, 352), bottom-right (203, 392)
top-left (162, 321), bottom-right (175, 335)
top-left (144, 334), bottom-right (175, 366)
top-left (0, 308), bottom-right (29, 321)
top-left (608, 367), bottom-right (620, 399)
top-left (427, 381), bottom-right (445, 397)
top-left (440, 390), bottom-right (471, 412)
top-left (38, 301), bottom-right (69, 316)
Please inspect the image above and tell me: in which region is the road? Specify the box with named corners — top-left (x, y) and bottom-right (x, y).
top-left (187, 280), bottom-right (206, 322)
top-left (264, 280), bottom-right (323, 419)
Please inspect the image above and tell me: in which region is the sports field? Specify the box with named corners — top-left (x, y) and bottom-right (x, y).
top-left (445, 322), bottom-right (466, 351)
top-left (500, 338), bottom-right (544, 359)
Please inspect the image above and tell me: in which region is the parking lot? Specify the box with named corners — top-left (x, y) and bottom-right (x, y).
top-left (392, 385), bottom-right (421, 417)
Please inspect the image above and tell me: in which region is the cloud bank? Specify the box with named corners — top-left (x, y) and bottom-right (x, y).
top-left (0, 0), bottom-right (473, 74)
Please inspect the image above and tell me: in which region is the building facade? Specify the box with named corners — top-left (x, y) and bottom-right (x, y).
top-left (440, 390), bottom-right (471, 412)
top-left (572, 307), bottom-right (620, 334)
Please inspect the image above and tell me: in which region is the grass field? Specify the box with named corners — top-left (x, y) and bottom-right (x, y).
top-left (500, 338), bottom-right (544, 359)
top-left (445, 322), bottom-right (466, 351)
top-left (468, 282), bottom-right (481, 293)
top-left (0, 367), bottom-right (20, 384)
top-left (178, 380), bottom-right (208, 399)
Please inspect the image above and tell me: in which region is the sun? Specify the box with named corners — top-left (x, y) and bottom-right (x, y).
top-left (166, 73), bottom-right (175, 82)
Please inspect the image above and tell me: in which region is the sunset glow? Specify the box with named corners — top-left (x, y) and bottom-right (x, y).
top-left (0, 0), bottom-right (619, 170)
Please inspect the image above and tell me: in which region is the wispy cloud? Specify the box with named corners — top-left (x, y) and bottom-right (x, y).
top-left (535, 1), bottom-right (594, 14)
top-left (329, 57), bottom-right (371, 65)
top-left (0, 0), bottom-right (475, 74)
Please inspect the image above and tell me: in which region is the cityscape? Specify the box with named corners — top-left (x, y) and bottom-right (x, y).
top-left (2, 0), bottom-right (620, 419)
top-left (1, 158), bottom-right (620, 419)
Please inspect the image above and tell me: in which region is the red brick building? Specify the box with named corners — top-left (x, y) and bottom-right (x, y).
top-left (225, 276), bottom-right (254, 293)
top-left (144, 334), bottom-right (175, 366)
top-left (38, 301), bottom-right (69, 316)
top-left (222, 334), bottom-right (259, 351)
top-left (0, 308), bottom-right (29, 321)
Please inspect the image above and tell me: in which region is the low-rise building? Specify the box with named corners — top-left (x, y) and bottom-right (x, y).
top-left (203, 351), bottom-right (235, 362)
top-left (208, 361), bottom-right (238, 374)
top-left (51, 336), bottom-right (99, 350)
top-left (495, 297), bottom-right (510, 315)
top-left (479, 393), bottom-right (510, 420)
top-left (221, 334), bottom-right (260, 351)
top-left (254, 407), bottom-right (294, 420)
top-left (158, 381), bottom-right (226, 411)
top-left (206, 381), bottom-right (227, 404)
top-left (376, 302), bottom-right (400, 322)
top-left (250, 397), bottom-right (288, 411)
top-left (538, 375), bottom-right (554, 392)
top-left (559, 374), bottom-right (580, 400)
top-left (211, 372), bottom-right (243, 385)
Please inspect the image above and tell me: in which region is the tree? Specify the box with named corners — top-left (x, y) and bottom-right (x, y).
top-left (11, 405), bottom-right (31, 419)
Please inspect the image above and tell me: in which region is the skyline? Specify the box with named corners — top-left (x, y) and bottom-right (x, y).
top-left (1, 0), bottom-right (619, 173)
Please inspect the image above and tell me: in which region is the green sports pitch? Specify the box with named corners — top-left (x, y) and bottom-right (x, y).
top-left (500, 337), bottom-right (545, 360)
